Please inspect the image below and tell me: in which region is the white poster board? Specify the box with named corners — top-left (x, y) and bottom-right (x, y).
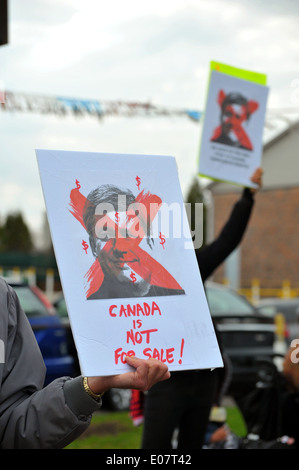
top-left (36, 149), bottom-right (223, 376)
top-left (198, 69), bottom-right (269, 188)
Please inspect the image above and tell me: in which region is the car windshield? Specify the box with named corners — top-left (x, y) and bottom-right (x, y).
top-left (278, 305), bottom-right (299, 322)
top-left (258, 302), bottom-right (299, 322)
top-left (55, 298), bottom-right (68, 318)
top-left (206, 285), bottom-right (255, 316)
top-left (13, 286), bottom-right (49, 317)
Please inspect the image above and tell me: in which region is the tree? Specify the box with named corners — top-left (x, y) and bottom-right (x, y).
top-left (0, 212), bottom-right (34, 252)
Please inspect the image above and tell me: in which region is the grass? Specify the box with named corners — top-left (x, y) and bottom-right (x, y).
top-left (65, 411), bottom-right (143, 449)
top-left (64, 406), bottom-right (247, 449)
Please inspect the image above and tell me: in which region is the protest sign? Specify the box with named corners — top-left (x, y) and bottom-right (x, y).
top-left (198, 61), bottom-right (269, 188)
top-left (36, 150), bottom-right (223, 376)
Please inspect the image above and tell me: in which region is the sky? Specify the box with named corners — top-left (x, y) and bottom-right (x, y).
top-left (0, 0), bottom-right (299, 244)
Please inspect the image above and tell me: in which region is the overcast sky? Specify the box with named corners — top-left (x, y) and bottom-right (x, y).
top-left (1, 0), bottom-right (299, 240)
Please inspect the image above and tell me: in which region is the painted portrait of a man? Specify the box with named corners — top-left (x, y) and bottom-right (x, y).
top-left (69, 182), bottom-right (185, 300)
top-left (210, 90), bottom-right (259, 150)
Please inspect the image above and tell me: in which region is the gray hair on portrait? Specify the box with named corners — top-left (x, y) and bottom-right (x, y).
top-left (83, 184), bottom-right (153, 257)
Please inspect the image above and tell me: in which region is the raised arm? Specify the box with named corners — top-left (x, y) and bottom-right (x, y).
top-left (196, 168), bottom-right (263, 282)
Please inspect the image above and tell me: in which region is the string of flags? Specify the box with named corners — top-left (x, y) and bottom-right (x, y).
top-left (0, 90), bottom-right (296, 132)
top-left (0, 90), bottom-right (203, 122)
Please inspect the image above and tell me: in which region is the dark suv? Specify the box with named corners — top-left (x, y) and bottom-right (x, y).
top-left (205, 282), bottom-right (280, 398)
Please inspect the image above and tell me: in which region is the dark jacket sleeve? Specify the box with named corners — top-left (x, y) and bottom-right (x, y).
top-left (0, 279), bottom-right (101, 449)
top-left (196, 188), bottom-right (255, 282)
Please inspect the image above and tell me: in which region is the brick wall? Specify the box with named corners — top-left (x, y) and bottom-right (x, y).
top-left (212, 187), bottom-right (299, 288)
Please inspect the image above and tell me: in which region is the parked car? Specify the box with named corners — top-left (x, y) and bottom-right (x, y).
top-left (53, 293), bottom-right (69, 324)
top-left (53, 294), bottom-right (131, 410)
top-left (7, 280), bottom-right (76, 385)
top-left (205, 281), bottom-right (280, 398)
top-left (256, 297), bottom-right (299, 342)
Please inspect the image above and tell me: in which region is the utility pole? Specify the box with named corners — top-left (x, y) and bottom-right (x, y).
top-left (0, 0), bottom-right (8, 46)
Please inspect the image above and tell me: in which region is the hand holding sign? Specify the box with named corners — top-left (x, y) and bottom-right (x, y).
top-left (249, 167), bottom-right (263, 193)
top-left (87, 355), bottom-right (171, 395)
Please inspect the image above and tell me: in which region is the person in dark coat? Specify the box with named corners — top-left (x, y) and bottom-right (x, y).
top-left (141, 168), bottom-right (263, 449)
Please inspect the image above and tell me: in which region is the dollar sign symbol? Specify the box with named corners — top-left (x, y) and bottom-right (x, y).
top-left (136, 176), bottom-right (141, 191)
top-left (75, 179), bottom-right (81, 189)
top-left (115, 212), bottom-right (120, 223)
top-left (82, 240), bottom-right (89, 254)
top-left (159, 232), bottom-right (166, 249)
top-left (130, 271), bottom-right (137, 283)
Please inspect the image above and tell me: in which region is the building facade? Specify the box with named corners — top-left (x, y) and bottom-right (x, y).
top-left (206, 112), bottom-right (299, 293)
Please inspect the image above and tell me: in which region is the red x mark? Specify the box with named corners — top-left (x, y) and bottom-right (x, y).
top-left (211, 89), bottom-right (259, 150)
top-left (69, 185), bottom-right (183, 298)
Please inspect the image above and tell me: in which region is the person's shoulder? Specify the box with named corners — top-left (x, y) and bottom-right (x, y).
top-left (0, 278), bottom-right (18, 309)
top-left (0, 277), bottom-right (10, 294)
top-left (0, 278), bottom-right (14, 325)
